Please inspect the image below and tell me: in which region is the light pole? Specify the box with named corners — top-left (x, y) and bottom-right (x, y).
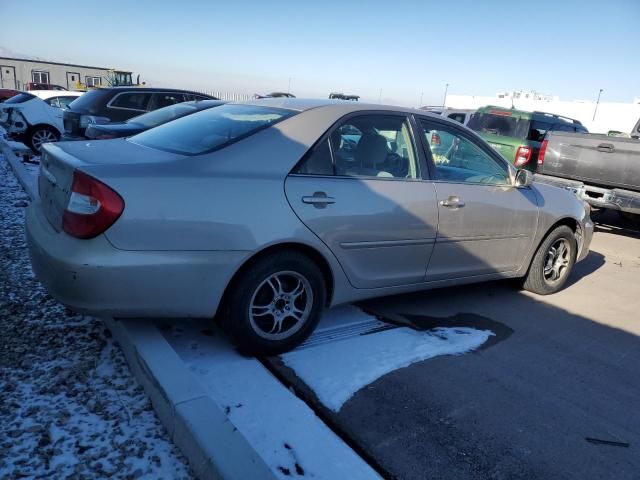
top-left (592, 88), bottom-right (603, 121)
top-left (419, 90), bottom-right (424, 108)
top-left (442, 83), bottom-right (449, 108)
top-left (287, 77), bottom-right (291, 94)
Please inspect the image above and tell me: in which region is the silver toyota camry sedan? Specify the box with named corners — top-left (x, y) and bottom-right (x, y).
top-left (27, 99), bottom-right (593, 354)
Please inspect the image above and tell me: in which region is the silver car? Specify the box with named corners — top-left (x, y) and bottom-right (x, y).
top-left (27, 99), bottom-right (594, 354)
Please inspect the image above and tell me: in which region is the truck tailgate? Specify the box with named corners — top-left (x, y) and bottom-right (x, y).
top-left (540, 132), bottom-right (640, 192)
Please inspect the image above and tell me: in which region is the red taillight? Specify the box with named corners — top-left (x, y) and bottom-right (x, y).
top-left (514, 145), bottom-right (532, 167)
top-left (62, 170), bottom-right (124, 239)
top-left (538, 139), bottom-right (548, 165)
top-left (431, 132), bottom-right (441, 146)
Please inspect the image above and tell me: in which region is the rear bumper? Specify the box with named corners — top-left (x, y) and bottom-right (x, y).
top-left (26, 203), bottom-right (249, 318)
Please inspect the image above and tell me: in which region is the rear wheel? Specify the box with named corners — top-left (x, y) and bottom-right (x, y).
top-left (220, 252), bottom-right (326, 355)
top-left (523, 225), bottom-right (577, 295)
top-left (28, 126), bottom-right (59, 153)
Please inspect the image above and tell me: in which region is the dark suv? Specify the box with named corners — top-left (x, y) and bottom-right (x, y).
top-left (63, 87), bottom-right (217, 139)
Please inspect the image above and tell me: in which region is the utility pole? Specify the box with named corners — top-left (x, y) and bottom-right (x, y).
top-left (419, 90), bottom-right (424, 108)
top-left (442, 83), bottom-right (449, 108)
top-left (287, 77), bottom-right (291, 94)
top-left (592, 88), bottom-right (603, 121)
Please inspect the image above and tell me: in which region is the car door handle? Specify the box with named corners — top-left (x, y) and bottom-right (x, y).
top-left (597, 143), bottom-right (615, 153)
top-left (302, 192), bottom-right (335, 208)
top-left (439, 196), bottom-right (465, 208)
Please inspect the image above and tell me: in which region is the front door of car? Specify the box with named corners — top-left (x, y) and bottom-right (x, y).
top-left (418, 118), bottom-right (539, 280)
top-left (285, 114), bottom-right (438, 289)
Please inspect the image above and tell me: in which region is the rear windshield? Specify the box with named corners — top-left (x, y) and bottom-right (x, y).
top-left (127, 102), bottom-right (201, 128)
top-left (4, 93), bottom-right (36, 104)
top-left (468, 112), bottom-right (527, 138)
top-left (130, 104), bottom-right (296, 155)
top-left (67, 89), bottom-right (108, 111)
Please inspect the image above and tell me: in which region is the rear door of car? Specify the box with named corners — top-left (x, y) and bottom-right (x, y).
top-left (285, 112), bottom-right (438, 289)
top-left (418, 116), bottom-right (539, 280)
top-left (106, 91), bottom-right (152, 121)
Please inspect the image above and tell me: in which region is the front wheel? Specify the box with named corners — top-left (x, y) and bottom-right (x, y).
top-left (523, 225), bottom-right (577, 295)
top-left (220, 252), bottom-right (326, 355)
top-left (28, 126), bottom-right (59, 153)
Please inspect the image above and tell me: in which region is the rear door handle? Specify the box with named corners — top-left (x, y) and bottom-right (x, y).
top-left (597, 143), bottom-right (615, 153)
top-left (302, 191), bottom-right (335, 209)
top-left (439, 196), bottom-right (465, 208)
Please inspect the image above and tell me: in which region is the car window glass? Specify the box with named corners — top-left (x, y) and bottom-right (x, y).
top-left (45, 97), bottom-right (60, 108)
top-left (111, 92), bottom-right (152, 110)
top-left (527, 120), bottom-right (552, 141)
top-left (467, 111), bottom-right (526, 138)
top-left (331, 115), bottom-right (419, 179)
top-left (130, 104), bottom-right (295, 155)
top-left (294, 138), bottom-right (334, 175)
top-left (153, 93), bottom-right (184, 109)
top-left (447, 113), bottom-right (466, 124)
top-left (421, 119), bottom-right (509, 185)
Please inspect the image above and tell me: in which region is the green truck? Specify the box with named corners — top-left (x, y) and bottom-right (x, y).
top-left (467, 106), bottom-right (587, 171)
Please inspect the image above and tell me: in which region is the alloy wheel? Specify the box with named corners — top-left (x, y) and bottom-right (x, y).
top-left (543, 238), bottom-right (571, 284)
top-left (32, 129), bottom-right (58, 151)
top-left (248, 271), bottom-right (313, 341)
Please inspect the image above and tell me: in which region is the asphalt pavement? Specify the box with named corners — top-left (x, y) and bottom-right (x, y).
top-left (271, 210), bottom-right (640, 480)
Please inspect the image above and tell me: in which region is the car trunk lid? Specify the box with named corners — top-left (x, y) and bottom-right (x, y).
top-left (37, 139), bottom-right (183, 231)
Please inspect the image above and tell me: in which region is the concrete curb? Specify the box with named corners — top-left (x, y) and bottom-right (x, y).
top-left (1, 139), bottom-right (38, 200)
top-left (104, 318), bottom-right (277, 480)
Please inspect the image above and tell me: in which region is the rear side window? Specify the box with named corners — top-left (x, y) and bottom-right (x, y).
top-left (152, 92), bottom-right (185, 109)
top-left (110, 92), bottom-right (152, 111)
top-left (4, 92), bottom-right (36, 104)
top-left (467, 112), bottom-right (527, 138)
top-left (447, 113), bottom-right (466, 124)
top-left (130, 104), bottom-right (296, 155)
top-left (528, 120), bottom-right (552, 141)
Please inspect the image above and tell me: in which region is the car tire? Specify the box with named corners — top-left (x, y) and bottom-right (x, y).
top-left (220, 252), bottom-right (326, 355)
top-left (28, 125), bottom-right (59, 153)
top-left (523, 225), bottom-right (577, 295)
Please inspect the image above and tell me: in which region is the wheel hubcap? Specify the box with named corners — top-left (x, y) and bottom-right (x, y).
top-left (249, 271), bottom-right (313, 340)
top-left (543, 238), bottom-right (570, 283)
top-left (32, 130), bottom-right (57, 151)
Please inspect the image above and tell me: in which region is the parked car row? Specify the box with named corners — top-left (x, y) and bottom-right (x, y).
top-left (0, 86), bottom-right (218, 152)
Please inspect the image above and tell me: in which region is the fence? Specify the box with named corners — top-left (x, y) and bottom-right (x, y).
top-left (196, 90), bottom-right (254, 101)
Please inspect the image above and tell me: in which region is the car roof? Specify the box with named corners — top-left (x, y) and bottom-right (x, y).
top-left (234, 97), bottom-right (443, 117)
top-left (475, 105), bottom-right (582, 125)
top-left (30, 90), bottom-right (84, 100)
top-left (93, 86), bottom-right (212, 94)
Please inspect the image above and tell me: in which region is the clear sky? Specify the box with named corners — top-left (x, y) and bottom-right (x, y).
top-left (1, 0), bottom-right (638, 106)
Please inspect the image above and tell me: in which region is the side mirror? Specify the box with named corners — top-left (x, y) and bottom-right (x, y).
top-left (515, 169), bottom-right (533, 187)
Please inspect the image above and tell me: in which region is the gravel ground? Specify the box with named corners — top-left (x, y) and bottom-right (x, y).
top-left (0, 156), bottom-right (194, 479)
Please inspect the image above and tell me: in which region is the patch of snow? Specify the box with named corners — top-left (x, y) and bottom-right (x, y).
top-left (282, 306), bottom-right (494, 412)
top-left (162, 322), bottom-right (380, 480)
top-left (0, 159), bottom-right (193, 479)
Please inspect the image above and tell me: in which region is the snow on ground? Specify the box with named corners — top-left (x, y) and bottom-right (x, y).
top-left (162, 320), bottom-right (380, 480)
top-left (0, 156), bottom-right (193, 479)
top-left (281, 306), bottom-right (494, 412)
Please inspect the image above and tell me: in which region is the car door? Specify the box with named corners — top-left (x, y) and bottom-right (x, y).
top-left (418, 117), bottom-right (539, 281)
top-left (285, 113), bottom-right (438, 289)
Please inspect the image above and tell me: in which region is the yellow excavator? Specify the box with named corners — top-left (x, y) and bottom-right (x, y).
top-left (73, 70), bottom-right (145, 91)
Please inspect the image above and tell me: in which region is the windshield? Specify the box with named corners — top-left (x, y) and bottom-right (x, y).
top-left (468, 112), bottom-right (527, 138)
top-left (4, 93), bottom-right (36, 104)
top-left (130, 104), bottom-right (296, 155)
top-left (67, 89), bottom-right (108, 111)
top-left (127, 102), bottom-right (200, 128)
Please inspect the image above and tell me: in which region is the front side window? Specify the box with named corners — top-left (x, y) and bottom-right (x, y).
top-left (528, 120), bottom-right (552, 141)
top-left (421, 119), bottom-right (510, 185)
top-left (152, 92), bottom-right (185, 109)
top-left (110, 92), bottom-right (152, 111)
top-left (32, 71), bottom-right (49, 84)
top-left (130, 104), bottom-right (295, 155)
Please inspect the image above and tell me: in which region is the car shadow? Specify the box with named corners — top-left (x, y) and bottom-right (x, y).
top-left (592, 209), bottom-right (640, 239)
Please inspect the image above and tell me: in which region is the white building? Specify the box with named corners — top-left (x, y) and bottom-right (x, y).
top-left (446, 91), bottom-right (640, 134)
top-left (0, 57), bottom-right (134, 90)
